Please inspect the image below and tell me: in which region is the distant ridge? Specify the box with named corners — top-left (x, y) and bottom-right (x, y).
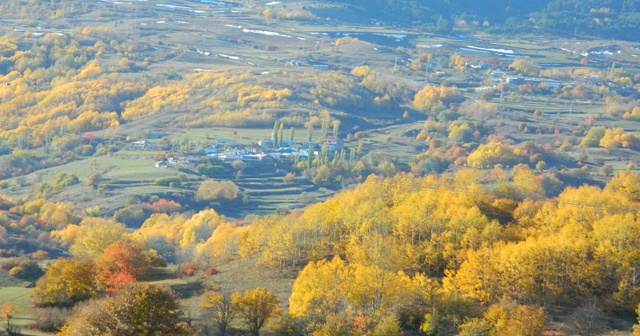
top-left (319, 0), bottom-right (640, 40)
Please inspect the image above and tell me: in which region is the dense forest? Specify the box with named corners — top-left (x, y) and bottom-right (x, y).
top-left (6, 171), bottom-right (640, 334)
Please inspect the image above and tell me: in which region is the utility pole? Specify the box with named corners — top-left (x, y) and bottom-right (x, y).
top-left (424, 63), bottom-right (429, 83)
top-left (570, 101), bottom-right (574, 116)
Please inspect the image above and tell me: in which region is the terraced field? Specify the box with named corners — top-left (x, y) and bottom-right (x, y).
top-left (222, 171), bottom-right (334, 218)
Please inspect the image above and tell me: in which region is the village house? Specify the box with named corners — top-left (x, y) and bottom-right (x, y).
top-left (577, 75), bottom-right (603, 86)
top-left (301, 141), bottom-right (320, 150)
top-left (131, 140), bottom-right (153, 150)
top-left (507, 76), bottom-right (562, 89)
top-left (258, 139), bottom-right (274, 147)
top-left (240, 153), bottom-right (278, 168)
top-left (147, 132), bottom-right (164, 139)
top-left (323, 137), bottom-right (344, 151)
top-left (215, 138), bottom-right (237, 148)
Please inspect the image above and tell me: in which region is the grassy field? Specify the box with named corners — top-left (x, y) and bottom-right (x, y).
top-left (0, 287), bottom-right (50, 336)
top-left (170, 256), bottom-right (299, 333)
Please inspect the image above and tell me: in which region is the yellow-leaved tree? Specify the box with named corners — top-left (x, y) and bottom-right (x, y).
top-left (413, 85), bottom-right (460, 112)
top-left (51, 217), bottom-right (127, 257)
top-left (33, 259), bottom-right (99, 307)
top-left (231, 288), bottom-right (282, 336)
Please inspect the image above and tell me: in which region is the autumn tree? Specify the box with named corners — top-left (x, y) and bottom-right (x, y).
top-left (51, 217), bottom-right (127, 257)
top-left (96, 241), bottom-right (151, 292)
top-left (458, 300), bottom-right (545, 336)
top-left (33, 259), bottom-right (99, 308)
top-left (36, 201), bottom-right (76, 229)
top-left (1, 302), bottom-right (18, 335)
top-left (232, 288), bottom-right (282, 336)
top-left (633, 303), bottom-right (640, 336)
top-left (599, 127), bottom-right (640, 149)
top-left (85, 173), bottom-right (102, 189)
top-left (511, 164), bottom-right (545, 200)
top-left (413, 85), bottom-right (460, 112)
top-left (289, 257), bottom-right (347, 320)
top-left (466, 142), bottom-right (523, 168)
top-left (351, 65), bottom-right (371, 77)
top-left (605, 171), bottom-right (640, 202)
top-left (59, 283), bottom-right (191, 336)
top-left (509, 58), bottom-right (540, 76)
top-left (201, 291), bottom-right (235, 336)
top-left (623, 106), bottom-right (640, 120)
top-left (196, 179), bottom-right (239, 203)
top-left (178, 209), bottom-right (226, 249)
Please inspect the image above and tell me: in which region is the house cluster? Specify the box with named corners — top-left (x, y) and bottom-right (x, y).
top-left (506, 76), bottom-right (562, 89)
top-left (209, 136), bottom-right (344, 163)
top-left (131, 140), bottom-right (154, 150)
top-left (576, 75), bottom-right (603, 86)
top-left (155, 156), bottom-right (199, 168)
top-left (154, 135), bottom-right (345, 170)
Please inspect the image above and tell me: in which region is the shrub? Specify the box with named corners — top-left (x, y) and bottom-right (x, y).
top-left (29, 307), bottom-right (73, 332)
top-left (196, 180), bottom-right (239, 202)
top-left (205, 266), bottom-right (218, 275)
top-left (113, 205), bottom-right (147, 227)
top-left (581, 126), bottom-right (606, 147)
top-left (1, 258), bottom-right (43, 281)
top-left (156, 176), bottom-right (182, 187)
top-left (178, 261), bottom-right (201, 277)
top-left (283, 172), bottom-right (295, 183)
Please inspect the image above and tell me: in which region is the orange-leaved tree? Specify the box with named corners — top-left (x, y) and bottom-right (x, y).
top-left (96, 241), bottom-right (151, 292)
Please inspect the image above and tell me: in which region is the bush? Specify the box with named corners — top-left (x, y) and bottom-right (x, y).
top-left (1, 258), bottom-right (43, 281)
top-left (31, 250), bottom-right (49, 260)
top-left (196, 180), bottom-right (239, 202)
top-left (283, 172), bottom-right (295, 183)
top-left (85, 173), bottom-right (103, 189)
top-left (51, 172), bottom-right (79, 189)
top-left (29, 308), bottom-right (73, 332)
top-left (581, 126), bottom-right (606, 147)
top-left (113, 205), bottom-right (147, 227)
top-left (156, 176), bottom-right (182, 187)
top-left (178, 261), bottom-right (201, 277)
top-left (196, 164), bottom-right (227, 176)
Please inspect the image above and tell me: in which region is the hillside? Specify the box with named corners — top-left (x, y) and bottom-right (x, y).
top-left (0, 0), bottom-right (640, 335)
top-left (318, 0), bottom-right (640, 40)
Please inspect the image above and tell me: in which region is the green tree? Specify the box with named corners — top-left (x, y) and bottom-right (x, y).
top-left (332, 120), bottom-right (340, 138)
top-left (581, 126), bottom-right (606, 147)
top-left (307, 122), bottom-right (313, 142)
